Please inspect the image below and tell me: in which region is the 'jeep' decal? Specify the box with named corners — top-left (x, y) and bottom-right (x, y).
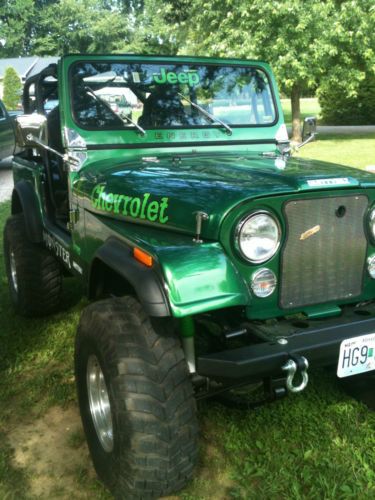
top-left (91, 185), bottom-right (169, 224)
top-left (153, 68), bottom-right (200, 87)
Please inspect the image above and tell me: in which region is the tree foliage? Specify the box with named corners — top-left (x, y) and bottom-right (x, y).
top-left (319, 71), bottom-right (375, 125)
top-left (2, 66), bottom-right (22, 109)
top-left (143, 0), bottom-right (375, 136)
top-left (33, 0), bottom-right (131, 54)
top-left (185, 0), bottom-right (337, 139)
top-left (0, 0), bottom-right (36, 57)
top-left (0, 0), bottom-right (374, 130)
top-left (317, 0), bottom-right (375, 125)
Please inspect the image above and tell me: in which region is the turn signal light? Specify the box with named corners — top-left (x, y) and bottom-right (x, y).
top-left (133, 247), bottom-right (153, 267)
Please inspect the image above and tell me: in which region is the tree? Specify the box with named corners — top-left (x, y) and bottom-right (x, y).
top-left (317, 0), bottom-right (375, 125)
top-left (33, 0), bottom-right (131, 54)
top-left (178, 0), bottom-right (337, 141)
top-left (2, 66), bottom-right (22, 109)
top-left (146, 0), bottom-right (375, 140)
top-left (121, 0), bottom-right (183, 55)
top-left (0, 0), bottom-right (36, 56)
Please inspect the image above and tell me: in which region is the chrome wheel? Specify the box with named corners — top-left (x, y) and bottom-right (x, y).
top-left (10, 251), bottom-right (18, 292)
top-left (86, 355), bottom-right (114, 452)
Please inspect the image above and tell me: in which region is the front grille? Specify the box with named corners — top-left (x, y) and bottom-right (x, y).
top-left (280, 195), bottom-right (368, 309)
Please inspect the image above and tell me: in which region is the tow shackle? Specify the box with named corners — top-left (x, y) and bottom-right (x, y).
top-left (282, 356), bottom-right (309, 393)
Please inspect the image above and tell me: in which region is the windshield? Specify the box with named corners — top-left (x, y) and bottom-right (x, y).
top-left (70, 61), bottom-right (276, 131)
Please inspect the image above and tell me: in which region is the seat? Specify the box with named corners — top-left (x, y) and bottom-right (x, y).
top-left (138, 87), bottom-right (190, 127)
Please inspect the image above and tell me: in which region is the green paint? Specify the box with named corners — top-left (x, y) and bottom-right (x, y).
top-left (91, 185), bottom-right (169, 224)
top-left (180, 316), bottom-right (195, 338)
top-left (14, 53), bottom-right (375, 324)
top-left (153, 68), bottom-right (200, 87)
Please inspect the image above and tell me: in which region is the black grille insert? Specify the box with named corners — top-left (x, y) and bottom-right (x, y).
top-left (280, 195), bottom-right (368, 309)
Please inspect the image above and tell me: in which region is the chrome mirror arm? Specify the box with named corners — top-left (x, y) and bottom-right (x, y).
top-left (282, 132), bottom-right (317, 158)
top-left (26, 134), bottom-right (80, 166)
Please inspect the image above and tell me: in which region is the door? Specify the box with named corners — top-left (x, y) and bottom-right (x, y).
top-left (0, 101), bottom-right (15, 161)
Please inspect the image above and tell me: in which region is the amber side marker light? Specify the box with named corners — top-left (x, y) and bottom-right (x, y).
top-left (133, 247), bottom-right (153, 267)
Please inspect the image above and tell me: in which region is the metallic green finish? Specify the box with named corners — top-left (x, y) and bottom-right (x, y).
top-left (74, 153), bottom-right (375, 241)
top-left (83, 210), bottom-right (249, 317)
top-left (305, 305), bottom-right (342, 319)
top-left (157, 242), bottom-right (249, 317)
top-left (180, 317), bottom-right (195, 338)
top-left (12, 54), bottom-right (375, 323)
top-left (220, 188), bottom-right (375, 320)
top-left (59, 54), bottom-right (285, 152)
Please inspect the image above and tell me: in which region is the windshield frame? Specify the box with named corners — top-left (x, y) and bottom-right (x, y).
top-left (68, 58), bottom-right (279, 132)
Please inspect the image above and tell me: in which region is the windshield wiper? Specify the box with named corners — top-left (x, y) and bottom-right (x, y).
top-left (178, 92), bottom-right (232, 136)
top-left (120, 113), bottom-right (146, 136)
top-left (85, 86), bottom-right (146, 136)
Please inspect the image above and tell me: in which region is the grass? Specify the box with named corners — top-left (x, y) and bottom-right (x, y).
top-left (299, 134), bottom-right (375, 169)
top-left (1, 135), bottom-right (375, 498)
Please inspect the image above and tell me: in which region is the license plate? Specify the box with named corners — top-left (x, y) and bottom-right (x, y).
top-left (337, 333), bottom-right (375, 378)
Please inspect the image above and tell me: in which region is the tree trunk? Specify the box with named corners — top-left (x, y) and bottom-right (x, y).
top-left (291, 84), bottom-right (301, 143)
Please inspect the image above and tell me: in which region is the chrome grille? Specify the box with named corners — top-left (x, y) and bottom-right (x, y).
top-left (280, 195), bottom-right (368, 309)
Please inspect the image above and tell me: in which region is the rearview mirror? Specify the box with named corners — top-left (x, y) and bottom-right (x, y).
top-left (15, 114), bottom-right (47, 148)
top-left (302, 116), bottom-right (317, 142)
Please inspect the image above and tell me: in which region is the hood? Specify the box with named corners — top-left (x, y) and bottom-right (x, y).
top-left (79, 152), bottom-right (375, 239)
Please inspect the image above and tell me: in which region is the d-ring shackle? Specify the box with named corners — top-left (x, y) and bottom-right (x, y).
top-left (282, 356), bottom-right (309, 393)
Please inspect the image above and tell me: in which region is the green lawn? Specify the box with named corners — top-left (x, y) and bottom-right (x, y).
top-left (1, 136), bottom-right (375, 499)
top-left (299, 134), bottom-right (375, 169)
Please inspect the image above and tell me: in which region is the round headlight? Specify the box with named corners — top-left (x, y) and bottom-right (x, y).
top-left (251, 268), bottom-right (277, 298)
top-left (237, 211), bottom-right (281, 263)
top-left (369, 207), bottom-right (375, 240)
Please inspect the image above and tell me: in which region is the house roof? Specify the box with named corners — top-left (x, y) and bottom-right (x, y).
top-left (0, 56), bottom-right (59, 80)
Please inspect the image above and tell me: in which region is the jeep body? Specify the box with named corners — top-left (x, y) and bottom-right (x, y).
top-left (7, 54), bottom-right (375, 497)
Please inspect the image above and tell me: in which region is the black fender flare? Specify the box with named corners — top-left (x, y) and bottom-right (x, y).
top-left (91, 238), bottom-right (171, 317)
top-left (12, 180), bottom-right (43, 243)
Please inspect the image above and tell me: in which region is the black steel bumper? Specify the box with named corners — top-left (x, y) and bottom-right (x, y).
top-left (196, 314), bottom-right (375, 379)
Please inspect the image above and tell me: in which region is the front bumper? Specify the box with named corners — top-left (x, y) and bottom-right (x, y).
top-left (196, 312), bottom-right (375, 379)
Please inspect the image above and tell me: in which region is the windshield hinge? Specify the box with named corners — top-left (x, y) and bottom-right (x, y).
top-left (68, 208), bottom-right (80, 231)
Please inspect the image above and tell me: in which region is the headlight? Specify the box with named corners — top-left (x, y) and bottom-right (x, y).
top-left (236, 211), bottom-right (281, 263)
top-left (369, 207), bottom-right (375, 240)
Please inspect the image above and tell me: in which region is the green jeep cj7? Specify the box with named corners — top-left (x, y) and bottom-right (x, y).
top-left (4, 54), bottom-right (375, 499)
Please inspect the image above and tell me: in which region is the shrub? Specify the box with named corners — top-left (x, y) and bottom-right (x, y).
top-left (2, 66), bottom-right (22, 110)
top-left (318, 72), bottom-right (375, 125)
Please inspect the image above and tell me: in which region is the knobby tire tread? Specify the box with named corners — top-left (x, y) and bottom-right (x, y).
top-left (3, 214), bottom-right (62, 316)
top-left (75, 296), bottom-right (198, 500)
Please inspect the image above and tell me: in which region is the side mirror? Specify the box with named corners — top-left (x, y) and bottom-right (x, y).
top-left (15, 114), bottom-right (48, 148)
top-left (302, 116), bottom-right (317, 142)
top-left (15, 113), bottom-right (80, 168)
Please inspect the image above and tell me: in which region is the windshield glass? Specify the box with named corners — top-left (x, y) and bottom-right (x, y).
top-left (70, 61), bottom-right (276, 130)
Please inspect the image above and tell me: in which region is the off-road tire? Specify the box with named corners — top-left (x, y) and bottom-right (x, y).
top-left (75, 296), bottom-right (198, 499)
top-left (3, 213), bottom-right (62, 316)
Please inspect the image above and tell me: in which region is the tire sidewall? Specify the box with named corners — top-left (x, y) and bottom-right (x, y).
top-left (75, 335), bottom-right (121, 490)
top-left (4, 220), bottom-right (21, 309)
top-left (75, 298), bottom-right (198, 498)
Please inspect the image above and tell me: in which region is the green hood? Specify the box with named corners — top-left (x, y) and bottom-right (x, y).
top-left (79, 152), bottom-right (375, 239)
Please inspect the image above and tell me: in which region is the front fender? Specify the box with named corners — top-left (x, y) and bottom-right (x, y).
top-left (157, 242), bottom-right (249, 317)
top-left (92, 238), bottom-right (170, 317)
top-left (11, 180), bottom-right (43, 243)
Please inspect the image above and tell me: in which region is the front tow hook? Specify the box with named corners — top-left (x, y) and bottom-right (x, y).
top-left (282, 356), bottom-right (309, 393)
